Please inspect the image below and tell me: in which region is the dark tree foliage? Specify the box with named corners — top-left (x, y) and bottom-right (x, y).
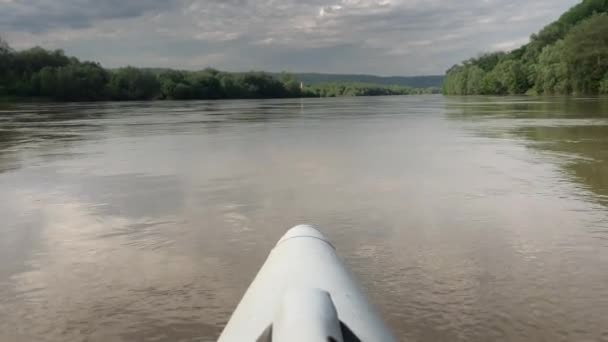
top-left (0, 36), bottom-right (435, 101)
top-left (36, 62), bottom-right (110, 100)
top-left (444, 0), bottom-right (608, 95)
top-left (0, 36), bottom-right (11, 96)
top-left (108, 67), bottom-right (161, 100)
top-left (305, 83), bottom-right (440, 97)
top-left (563, 14), bottom-right (608, 94)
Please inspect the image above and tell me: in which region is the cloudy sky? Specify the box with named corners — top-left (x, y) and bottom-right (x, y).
top-left (0, 0), bottom-right (580, 75)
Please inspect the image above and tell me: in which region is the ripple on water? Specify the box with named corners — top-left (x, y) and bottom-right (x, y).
top-left (1, 97), bottom-right (608, 341)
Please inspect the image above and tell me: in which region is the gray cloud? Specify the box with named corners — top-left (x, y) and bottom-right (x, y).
top-left (0, 0), bottom-right (581, 75)
top-left (0, 0), bottom-right (177, 32)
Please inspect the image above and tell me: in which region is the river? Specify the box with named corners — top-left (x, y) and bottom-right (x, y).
top-left (1, 95), bottom-right (607, 341)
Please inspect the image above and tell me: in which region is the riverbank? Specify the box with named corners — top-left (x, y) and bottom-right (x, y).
top-left (443, 0), bottom-right (608, 96)
top-left (0, 39), bottom-right (439, 103)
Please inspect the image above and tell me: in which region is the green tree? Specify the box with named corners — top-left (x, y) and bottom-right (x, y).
top-left (279, 72), bottom-right (301, 96)
top-left (534, 40), bottom-right (570, 94)
top-left (172, 83), bottom-right (195, 99)
top-left (600, 73), bottom-right (608, 94)
top-left (38, 66), bottom-right (57, 97)
top-left (307, 82), bottom-right (418, 97)
top-left (0, 36), bottom-right (432, 101)
top-left (186, 71), bottom-right (221, 99)
top-left (465, 66), bottom-right (486, 94)
top-left (563, 14), bottom-right (608, 94)
top-left (108, 67), bottom-right (160, 100)
top-left (442, 66), bottom-right (467, 95)
top-left (0, 36), bottom-right (12, 95)
top-left (14, 47), bottom-right (70, 74)
top-left (158, 70), bottom-right (185, 99)
top-left (219, 74), bottom-right (244, 98)
top-left (470, 52), bottom-right (506, 72)
top-left (492, 59), bottom-right (529, 94)
top-left (444, 0), bottom-right (608, 95)
top-left (238, 72), bottom-right (287, 98)
top-left (479, 71), bottom-right (500, 94)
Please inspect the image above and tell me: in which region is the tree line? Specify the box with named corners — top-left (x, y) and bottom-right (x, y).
top-left (444, 0), bottom-right (608, 95)
top-left (289, 73), bottom-right (444, 88)
top-left (306, 82), bottom-right (439, 97)
top-left (0, 38), bottom-right (437, 102)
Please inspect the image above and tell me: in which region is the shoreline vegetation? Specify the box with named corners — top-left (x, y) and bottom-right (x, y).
top-left (0, 38), bottom-right (439, 103)
top-left (443, 0), bottom-right (608, 96)
top-left (3, 1), bottom-right (607, 102)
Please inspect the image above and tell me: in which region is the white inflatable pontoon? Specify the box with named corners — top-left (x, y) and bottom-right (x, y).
top-left (218, 225), bottom-right (395, 342)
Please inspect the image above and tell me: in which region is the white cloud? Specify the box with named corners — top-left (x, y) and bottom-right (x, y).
top-left (491, 37), bottom-right (529, 51)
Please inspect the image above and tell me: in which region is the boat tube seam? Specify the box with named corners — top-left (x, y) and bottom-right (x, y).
top-left (276, 235), bottom-right (336, 250)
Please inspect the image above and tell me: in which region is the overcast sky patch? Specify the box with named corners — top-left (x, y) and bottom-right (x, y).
top-left (0, 0), bottom-right (580, 75)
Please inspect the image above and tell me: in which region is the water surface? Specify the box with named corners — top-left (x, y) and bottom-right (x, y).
top-left (1, 96), bottom-right (607, 341)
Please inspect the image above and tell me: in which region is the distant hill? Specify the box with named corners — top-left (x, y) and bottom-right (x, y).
top-left (289, 73), bottom-right (444, 88)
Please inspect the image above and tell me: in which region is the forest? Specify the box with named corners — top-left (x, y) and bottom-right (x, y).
top-left (443, 0), bottom-right (608, 95)
top-left (0, 37), bottom-right (437, 102)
